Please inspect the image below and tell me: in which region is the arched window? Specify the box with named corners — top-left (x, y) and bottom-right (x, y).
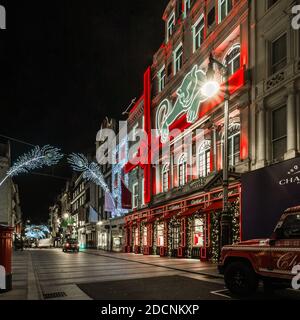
top-left (224, 44), bottom-right (241, 77)
top-left (178, 154), bottom-right (187, 186)
top-left (162, 163), bottom-right (170, 192)
top-left (198, 140), bottom-right (211, 178)
top-left (223, 123), bottom-right (241, 167)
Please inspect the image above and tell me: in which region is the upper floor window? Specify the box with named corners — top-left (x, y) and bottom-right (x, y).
top-left (178, 154), bottom-right (187, 186)
top-left (271, 33), bottom-right (287, 75)
top-left (173, 43), bottom-right (183, 75)
top-left (218, 0), bottom-right (232, 23)
top-left (162, 163), bottom-right (170, 192)
top-left (141, 177), bottom-right (145, 205)
top-left (193, 15), bottom-right (205, 53)
top-left (198, 141), bottom-right (211, 178)
top-left (224, 45), bottom-right (241, 77)
top-left (132, 182), bottom-right (139, 209)
top-left (158, 65), bottom-right (166, 92)
top-left (166, 12), bottom-right (175, 42)
top-left (272, 106), bottom-right (287, 161)
top-left (228, 124), bottom-right (240, 167)
top-left (183, 0), bottom-right (191, 18)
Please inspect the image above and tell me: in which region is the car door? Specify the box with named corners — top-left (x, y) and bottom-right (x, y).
top-left (270, 214), bottom-right (300, 280)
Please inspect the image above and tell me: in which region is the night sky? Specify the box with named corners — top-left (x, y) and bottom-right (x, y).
top-left (0, 0), bottom-right (169, 223)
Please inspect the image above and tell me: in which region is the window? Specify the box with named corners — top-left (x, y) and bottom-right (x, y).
top-left (218, 0), bottom-right (232, 23)
top-left (178, 154), bottom-right (187, 186)
top-left (279, 214), bottom-right (300, 239)
top-left (143, 226), bottom-right (148, 246)
top-left (158, 65), bottom-right (166, 92)
top-left (193, 15), bottom-right (205, 52)
top-left (132, 183), bottom-right (139, 209)
top-left (267, 0), bottom-right (278, 9)
top-left (183, 0), bottom-right (191, 18)
top-left (166, 12), bottom-right (175, 42)
top-left (131, 122), bottom-right (139, 157)
top-left (134, 227), bottom-right (139, 246)
top-left (224, 45), bottom-right (241, 77)
top-left (198, 141), bottom-right (211, 177)
top-left (162, 164), bottom-right (170, 192)
top-left (157, 223), bottom-right (164, 247)
top-left (227, 125), bottom-right (240, 167)
top-left (170, 222), bottom-right (181, 249)
top-left (192, 218), bottom-right (205, 247)
top-left (173, 43), bottom-right (183, 75)
top-left (207, 7), bottom-right (215, 27)
top-left (271, 34), bottom-right (287, 74)
top-left (141, 177), bottom-right (145, 205)
top-left (272, 106), bottom-right (287, 160)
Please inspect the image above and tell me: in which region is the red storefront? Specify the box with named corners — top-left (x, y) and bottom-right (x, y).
top-left (125, 182), bottom-right (241, 262)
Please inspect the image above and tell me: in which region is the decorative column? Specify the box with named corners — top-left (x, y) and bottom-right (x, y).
top-left (256, 101), bottom-right (266, 168)
top-left (285, 86), bottom-right (298, 159)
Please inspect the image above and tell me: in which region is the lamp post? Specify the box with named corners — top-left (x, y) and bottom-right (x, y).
top-left (202, 54), bottom-right (232, 248)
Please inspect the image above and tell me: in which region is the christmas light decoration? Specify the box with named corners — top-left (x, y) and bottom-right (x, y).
top-left (0, 145), bottom-right (63, 187)
top-left (25, 225), bottom-right (50, 240)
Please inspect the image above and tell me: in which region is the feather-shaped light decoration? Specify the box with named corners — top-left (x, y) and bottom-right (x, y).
top-left (0, 145), bottom-right (63, 187)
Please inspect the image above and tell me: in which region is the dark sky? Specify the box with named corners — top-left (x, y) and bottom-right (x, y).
top-left (0, 0), bottom-right (169, 223)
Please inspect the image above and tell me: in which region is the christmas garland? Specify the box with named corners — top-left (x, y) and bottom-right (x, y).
top-left (186, 216), bottom-right (193, 258)
top-left (210, 211), bottom-right (221, 263)
top-left (228, 199), bottom-right (240, 244)
top-left (152, 220), bottom-right (158, 255)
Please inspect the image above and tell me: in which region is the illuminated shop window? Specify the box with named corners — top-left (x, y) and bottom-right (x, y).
top-left (183, 0), bottom-right (191, 18)
top-left (143, 226), bottom-right (148, 246)
top-left (166, 12), bottom-right (175, 42)
top-left (272, 106), bottom-right (287, 161)
top-left (224, 44), bottom-right (240, 77)
top-left (171, 222), bottom-right (181, 249)
top-left (218, 0), bottom-right (232, 23)
top-left (162, 163), bottom-right (170, 192)
top-left (227, 124), bottom-right (240, 167)
top-left (134, 227), bottom-right (139, 246)
top-left (193, 15), bottom-right (205, 52)
top-left (198, 141), bottom-right (211, 178)
top-left (178, 154), bottom-right (187, 186)
top-left (157, 223), bottom-right (164, 247)
top-left (158, 65), bottom-right (166, 92)
top-left (193, 218), bottom-right (205, 247)
top-left (132, 182), bottom-right (139, 209)
top-left (173, 43), bottom-right (183, 75)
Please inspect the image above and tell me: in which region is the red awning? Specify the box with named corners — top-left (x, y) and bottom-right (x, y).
top-left (180, 205), bottom-right (204, 217)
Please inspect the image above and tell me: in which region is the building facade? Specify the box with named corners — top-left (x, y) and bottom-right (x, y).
top-left (123, 0), bottom-right (299, 262)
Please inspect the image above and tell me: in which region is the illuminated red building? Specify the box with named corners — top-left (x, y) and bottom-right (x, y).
top-left (124, 0), bottom-right (252, 261)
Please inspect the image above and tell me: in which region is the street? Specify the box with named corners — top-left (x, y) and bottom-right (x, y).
top-left (1, 249), bottom-right (300, 300)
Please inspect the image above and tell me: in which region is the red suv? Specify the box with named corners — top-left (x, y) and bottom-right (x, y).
top-left (62, 239), bottom-right (79, 253)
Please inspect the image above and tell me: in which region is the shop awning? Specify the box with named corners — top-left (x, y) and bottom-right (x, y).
top-left (180, 205), bottom-right (204, 217)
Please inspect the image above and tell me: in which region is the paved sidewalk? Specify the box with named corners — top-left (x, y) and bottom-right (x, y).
top-left (83, 249), bottom-right (222, 279)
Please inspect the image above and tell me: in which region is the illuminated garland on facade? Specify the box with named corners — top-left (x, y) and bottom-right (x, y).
top-left (0, 145), bottom-right (63, 187)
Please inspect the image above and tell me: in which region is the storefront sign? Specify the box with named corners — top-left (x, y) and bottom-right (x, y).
top-left (168, 204), bottom-right (181, 211)
top-left (156, 64), bottom-right (208, 142)
top-left (242, 157), bottom-right (300, 240)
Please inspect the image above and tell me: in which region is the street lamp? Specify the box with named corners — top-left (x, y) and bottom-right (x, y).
top-left (202, 53), bottom-right (231, 248)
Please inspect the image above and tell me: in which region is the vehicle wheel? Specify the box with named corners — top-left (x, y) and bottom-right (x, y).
top-left (224, 261), bottom-right (258, 296)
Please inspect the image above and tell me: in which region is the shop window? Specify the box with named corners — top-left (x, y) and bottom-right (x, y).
top-left (162, 163), bottom-right (170, 192)
top-left (218, 0), bottom-right (232, 23)
top-left (134, 227), bottom-right (139, 246)
top-left (171, 222), bottom-right (181, 249)
top-left (166, 12), bottom-right (175, 42)
top-left (132, 183), bottom-right (139, 209)
top-left (271, 33), bottom-right (287, 75)
top-left (207, 7), bottom-right (215, 28)
top-left (178, 154), bottom-right (187, 186)
top-left (224, 45), bottom-right (240, 77)
top-left (157, 223), bottom-right (164, 247)
top-left (158, 65), bottom-right (166, 92)
top-left (192, 217), bottom-right (205, 247)
top-left (272, 106), bottom-right (287, 161)
top-left (173, 43), bottom-right (183, 75)
top-left (193, 15), bottom-right (205, 53)
top-left (198, 141), bottom-right (211, 178)
top-left (143, 226), bottom-right (148, 246)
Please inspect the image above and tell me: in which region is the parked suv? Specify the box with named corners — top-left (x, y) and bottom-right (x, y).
top-left (219, 205), bottom-right (300, 296)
